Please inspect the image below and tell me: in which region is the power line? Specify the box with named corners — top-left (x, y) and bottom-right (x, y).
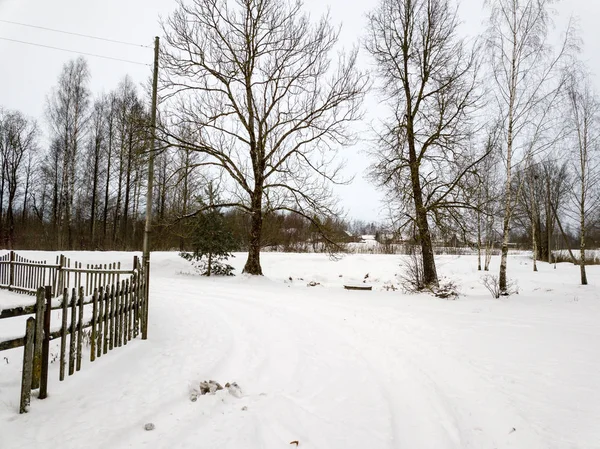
top-left (0, 36), bottom-right (150, 66)
top-left (0, 19), bottom-right (151, 48)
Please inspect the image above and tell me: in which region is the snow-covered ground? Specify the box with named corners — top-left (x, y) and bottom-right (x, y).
top-left (0, 251), bottom-right (599, 449)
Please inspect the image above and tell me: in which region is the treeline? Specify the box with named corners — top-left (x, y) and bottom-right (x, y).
top-left (0, 58), bottom-right (152, 250)
top-left (0, 67), bottom-right (368, 253)
top-left (1, 53), bottom-right (598, 256)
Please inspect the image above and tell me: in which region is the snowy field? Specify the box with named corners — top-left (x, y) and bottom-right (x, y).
top-left (0, 251), bottom-right (599, 449)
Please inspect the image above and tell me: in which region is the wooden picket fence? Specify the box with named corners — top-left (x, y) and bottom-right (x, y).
top-left (0, 253), bottom-right (149, 413)
top-left (0, 251), bottom-right (59, 296)
top-left (0, 251), bottom-right (130, 299)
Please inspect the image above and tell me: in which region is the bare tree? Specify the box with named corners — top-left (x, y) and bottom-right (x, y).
top-left (102, 93), bottom-right (118, 247)
top-left (366, 0), bottom-right (483, 287)
top-left (46, 57), bottom-right (91, 249)
top-left (160, 0), bottom-right (367, 274)
top-left (86, 96), bottom-right (107, 247)
top-left (474, 123), bottom-right (502, 271)
top-left (565, 70), bottom-right (600, 284)
top-left (485, 0), bottom-right (574, 294)
top-left (0, 110), bottom-right (38, 248)
top-left (524, 159), bottom-right (540, 271)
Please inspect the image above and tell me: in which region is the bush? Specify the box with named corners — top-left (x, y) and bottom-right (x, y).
top-left (398, 250), bottom-right (425, 293)
top-left (432, 279), bottom-right (460, 299)
top-left (399, 250), bottom-right (459, 299)
top-left (481, 274), bottom-right (518, 299)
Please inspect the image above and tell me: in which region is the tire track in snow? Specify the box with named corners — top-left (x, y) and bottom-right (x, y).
top-left (306, 299), bottom-right (550, 448)
top-left (187, 286), bottom-right (397, 449)
top-left (200, 285), bottom-right (471, 448)
top-left (218, 286), bottom-right (550, 448)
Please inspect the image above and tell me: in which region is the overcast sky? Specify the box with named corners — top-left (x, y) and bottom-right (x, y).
top-left (0, 0), bottom-right (598, 222)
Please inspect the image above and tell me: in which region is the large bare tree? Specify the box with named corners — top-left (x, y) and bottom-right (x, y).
top-left (485, 0), bottom-right (574, 294)
top-left (366, 0), bottom-right (482, 287)
top-left (160, 0), bottom-right (367, 274)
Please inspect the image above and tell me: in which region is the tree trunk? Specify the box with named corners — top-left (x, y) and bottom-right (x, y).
top-left (7, 190), bottom-right (15, 249)
top-left (499, 12), bottom-right (519, 295)
top-left (477, 207), bottom-right (482, 271)
top-left (546, 203), bottom-right (552, 265)
top-left (179, 152), bottom-right (190, 251)
top-left (484, 241), bottom-right (493, 271)
top-left (531, 218), bottom-right (538, 272)
top-left (545, 176), bottom-right (553, 264)
top-left (529, 175), bottom-right (538, 272)
top-left (0, 163), bottom-right (5, 244)
top-left (131, 167), bottom-right (142, 247)
top-left (113, 152), bottom-right (124, 247)
top-left (207, 252), bottom-right (212, 277)
top-left (59, 136), bottom-right (70, 251)
top-left (52, 153), bottom-right (60, 249)
top-left (21, 158), bottom-right (31, 225)
top-left (90, 140), bottom-right (100, 247)
top-left (416, 206), bottom-right (437, 286)
top-left (580, 170), bottom-right (587, 285)
top-left (103, 122), bottom-right (113, 247)
top-left (580, 217), bottom-right (587, 285)
top-left (243, 191), bottom-right (264, 275)
top-left (410, 162), bottom-right (438, 287)
top-left (121, 131), bottom-right (134, 248)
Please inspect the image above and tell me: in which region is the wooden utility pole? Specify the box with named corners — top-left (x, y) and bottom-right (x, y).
top-left (142, 36), bottom-right (159, 340)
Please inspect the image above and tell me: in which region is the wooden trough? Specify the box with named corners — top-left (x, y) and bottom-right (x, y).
top-left (343, 284), bottom-right (373, 291)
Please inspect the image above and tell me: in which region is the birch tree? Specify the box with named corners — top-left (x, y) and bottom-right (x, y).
top-left (160, 0), bottom-right (367, 275)
top-left (485, 0), bottom-right (573, 294)
top-left (565, 70), bottom-right (600, 285)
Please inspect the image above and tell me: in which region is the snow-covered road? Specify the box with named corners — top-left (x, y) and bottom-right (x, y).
top-left (1, 252), bottom-right (599, 448)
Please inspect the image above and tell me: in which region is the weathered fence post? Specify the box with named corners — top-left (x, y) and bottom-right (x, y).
top-left (102, 287), bottom-right (109, 355)
top-left (141, 264), bottom-right (148, 340)
top-left (91, 288), bottom-right (98, 362)
top-left (76, 287), bottom-right (84, 371)
top-left (60, 288), bottom-right (68, 381)
top-left (38, 286), bottom-right (52, 399)
top-left (69, 288), bottom-right (76, 376)
top-left (132, 271), bottom-right (139, 338)
top-left (31, 288), bottom-right (45, 389)
top-left (56, 254), bottom-right (69, 291)
top-left (97, 286), bottom-right (104, 358)
top-left (19, 317), bottom-right (35, 413)
top-left (109, 284), bottom-right (116, 351)
top-left (8, 250), bottom-right (15, 291)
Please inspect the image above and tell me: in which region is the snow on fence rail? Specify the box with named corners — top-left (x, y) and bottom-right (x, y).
top-left (0, 253), bottom-right (149, 413)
